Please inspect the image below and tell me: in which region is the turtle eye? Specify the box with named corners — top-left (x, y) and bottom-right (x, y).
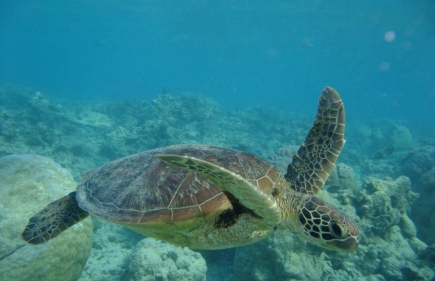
top-left (330, 220), bottom-right (343, 237)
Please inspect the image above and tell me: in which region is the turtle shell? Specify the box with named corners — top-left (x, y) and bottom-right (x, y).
top-left (76, 144), bottom-right (281, 227)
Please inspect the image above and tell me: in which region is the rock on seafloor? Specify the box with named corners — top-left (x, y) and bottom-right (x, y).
top-left (0, 154), bottom-right (93, 281)
top-left (400, 145), bottom-right (435, 182)
top-left (122, 238), bottom-right (207, 281)
top-left (357, 121), bottom-right (413, 153)
top-left (410, 167), bottom-right (435, 245)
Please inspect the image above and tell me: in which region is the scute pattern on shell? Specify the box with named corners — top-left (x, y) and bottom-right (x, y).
top-left (76, 144), bottom-right (280, 224)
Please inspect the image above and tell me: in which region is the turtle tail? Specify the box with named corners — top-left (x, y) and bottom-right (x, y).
top-left (21, 191), bottom-right (89, 244)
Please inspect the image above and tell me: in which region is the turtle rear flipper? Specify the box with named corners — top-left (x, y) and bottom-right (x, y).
top-left (22, 191), bottom-right (89, 244)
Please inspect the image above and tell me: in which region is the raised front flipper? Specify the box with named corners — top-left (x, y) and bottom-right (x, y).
top-left (285, 86), bottom-right (345, 195)
top-left (157, 154), bottom-right (282, 228)
top-left (22, 191), bottom-right (89, 244)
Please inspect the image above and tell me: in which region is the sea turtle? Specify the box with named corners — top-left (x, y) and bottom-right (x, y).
top-left (22, 86), bottom-right (359, 251)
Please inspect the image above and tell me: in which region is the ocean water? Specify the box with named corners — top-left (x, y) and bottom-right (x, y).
top-left (0, 1), bottom-right (435, 281)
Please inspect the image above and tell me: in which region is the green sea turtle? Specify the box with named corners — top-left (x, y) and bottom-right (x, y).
top-left (22, 86), bottom-right (359, 251)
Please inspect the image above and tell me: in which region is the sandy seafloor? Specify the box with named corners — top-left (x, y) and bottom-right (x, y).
top-left (1, 83), bottom-right (435, 280)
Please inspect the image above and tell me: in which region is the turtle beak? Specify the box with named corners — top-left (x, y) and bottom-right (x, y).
top-left (327, 235), bottom-right (360, 252)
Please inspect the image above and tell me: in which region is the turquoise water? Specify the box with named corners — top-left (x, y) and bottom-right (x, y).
top-left (1, 0), bottom-right (434, 122)
top-left (0, 1), bottom-right (434, 281)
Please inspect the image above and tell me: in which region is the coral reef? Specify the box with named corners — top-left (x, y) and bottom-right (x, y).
top-left (1, 84), bottom-right (433, 280)
top-left (370, 121), bottom-right (413, 152)
top-left (400, 144), bottom-right (435, 182)
top-left (410, 167), bottom-right (435, 245)
top-left (337, 163), bottom-right (356, 180)
top-left (350, 120), bottom-right (413, 161)
top-left (353, 177), bottom-right (431, 280)
top-left (0, 154), bottom-right (93, 281)
top-left (78, 218), bottom-right (143, 281)
top-left (399, 144), bottom-right (435, 245)
top-left (336, 163), bottom-right (359, 192)
top-left (234, 227), bottom-right (337, 280)
top-left (122, 238), bottom-right (207, 281)
top-left (354, 176), bottom-right (417, 236)
top-left (0, 85), bottom-right (302, 181)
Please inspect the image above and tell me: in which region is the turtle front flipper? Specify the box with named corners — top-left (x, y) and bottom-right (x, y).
top-left (157, 154), bottom-right (281, 228)
top-left (285, 86), bottom-right (345, 195)
top-left (22, 191), bottom-right (89, 244)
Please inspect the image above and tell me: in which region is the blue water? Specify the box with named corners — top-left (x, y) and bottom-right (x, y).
top-left (1, 2), bottom-right (435, 280)
top-left (1, 0), bottom-right (434, 124)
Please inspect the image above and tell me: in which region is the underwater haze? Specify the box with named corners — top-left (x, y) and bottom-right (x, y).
top-left (1, 0), bottom-right (435, 123)
top-left (1, 1), bottom-right (435, 281)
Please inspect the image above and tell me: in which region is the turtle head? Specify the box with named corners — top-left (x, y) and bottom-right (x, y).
top-left (297, 196), bottom-right (359, 252)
